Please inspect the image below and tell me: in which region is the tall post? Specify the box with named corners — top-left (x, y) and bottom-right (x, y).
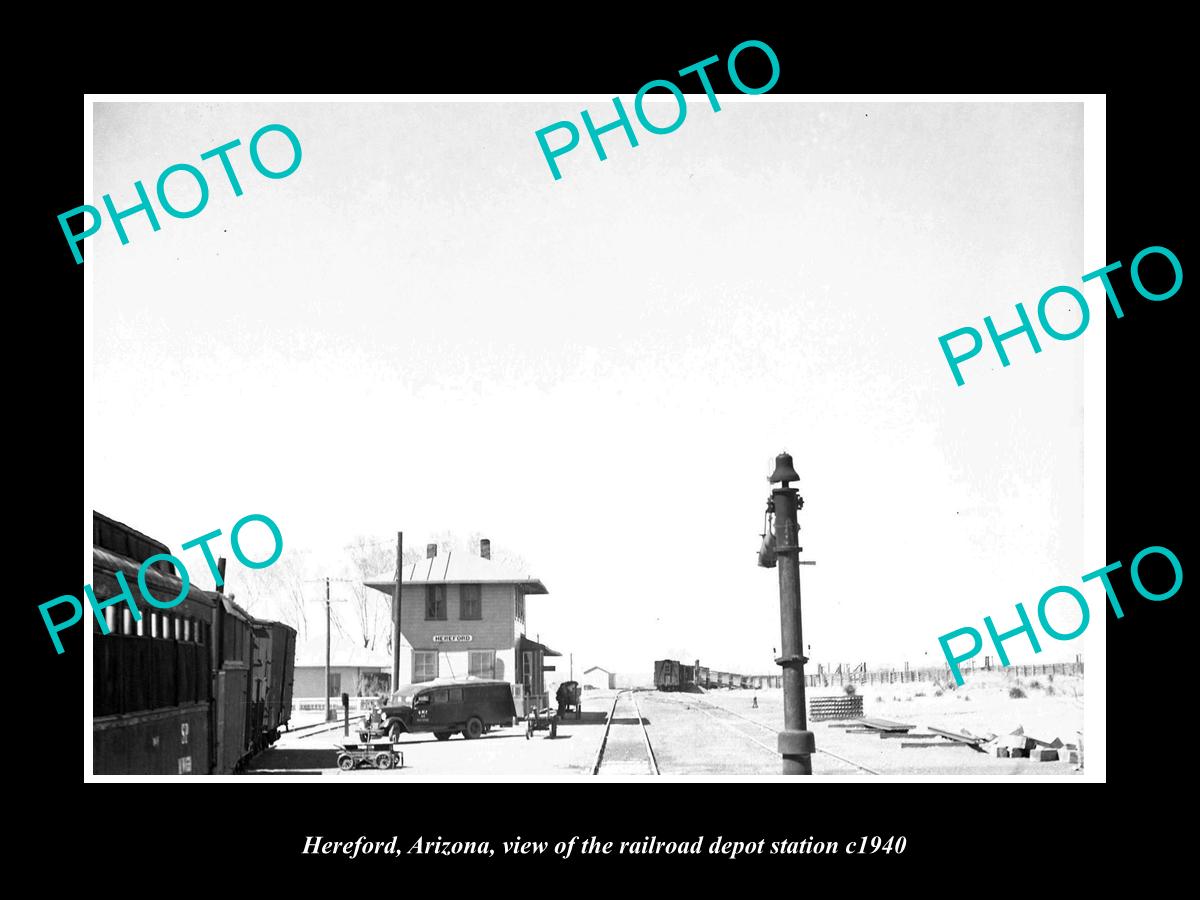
top-left (392, 532), bottom-right (403, 694)
top-left (769, 452), bottom-right (815, 775)
top-left (325, 576), bottom-right (332, 723)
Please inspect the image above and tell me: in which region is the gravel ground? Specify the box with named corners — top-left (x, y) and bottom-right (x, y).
top-left (246, 673), bottom-right (1084, 777)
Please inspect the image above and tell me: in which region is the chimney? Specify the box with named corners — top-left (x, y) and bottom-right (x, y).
top-left (480, 539), bottom-right (491, 560)
top-left (426, 543), bottom-right (438, 559)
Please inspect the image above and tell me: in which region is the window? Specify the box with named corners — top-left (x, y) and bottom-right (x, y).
top-left (469, 650), bottom-right (496, 679)
top-left (425, 584), bottom-right (447, 620)
top-left (515, 588), bottom-right (526, 624)
top-left (413, 651), bottom-right (438, 683)
top-left (460, 584), bottom-right (482, 620)
top-left (432, 690), bottom-right (449, 704)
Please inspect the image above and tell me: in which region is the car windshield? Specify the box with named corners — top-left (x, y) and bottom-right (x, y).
top-left (386, 683), bottom-right (432, 707)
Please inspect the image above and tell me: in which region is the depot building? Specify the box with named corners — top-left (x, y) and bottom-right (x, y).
top-left (365, 539), bottom-right (558, 712)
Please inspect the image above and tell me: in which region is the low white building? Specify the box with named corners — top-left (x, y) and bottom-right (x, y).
top-left (581, 666), bottom-right (614, 690)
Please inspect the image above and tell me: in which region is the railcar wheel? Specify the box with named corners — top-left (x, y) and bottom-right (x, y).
top-left (465, 717), bottom-right (484, 740)
top-left (337, 754), bottom-right (355, 771)
top-left (375, 753), bottom-right (394, 769)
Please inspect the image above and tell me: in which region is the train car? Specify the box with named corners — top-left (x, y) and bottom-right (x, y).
top-left (92, 513), bottom-right (296, 775)
top-left (250, 617), bottom-right (297, 747)
top-left (213, 595), bottom-right (255, 773)
top-left (654, 659), bottom-right (696, 691)
top-left (92, 515), bottom-right (216, 775)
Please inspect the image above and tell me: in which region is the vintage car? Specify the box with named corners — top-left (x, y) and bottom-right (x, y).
top-left (376, 678), bottom-right (517, 741)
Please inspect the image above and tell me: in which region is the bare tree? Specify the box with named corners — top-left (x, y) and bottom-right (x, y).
top-left (344, 536), bottom-right (410, 651)
top-left (235, 549), bottom-right (314, 640)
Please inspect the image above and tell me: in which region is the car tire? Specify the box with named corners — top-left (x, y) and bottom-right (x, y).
top-left (389, 723), bottom-right (403, 741)
top-left (464, 717), bottom-right (484, 740)
top-left (434, 732), bottom-right (452, 741)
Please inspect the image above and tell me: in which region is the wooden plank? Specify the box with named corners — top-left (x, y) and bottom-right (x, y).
top-left (880, 732), bottom-right (938, 740)
top-left (859, 717), bottom-right (915, 732)
top-left (926, 726), bottom-right (983, 744)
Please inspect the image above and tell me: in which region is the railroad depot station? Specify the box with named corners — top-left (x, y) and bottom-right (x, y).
top-left (364, 540), bottom-right (560, 715)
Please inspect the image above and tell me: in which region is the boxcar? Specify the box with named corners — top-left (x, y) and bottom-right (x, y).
top-left (250, 618), bottom-right (296, 747)
top-left (654, 659), bottom-right (696, 691)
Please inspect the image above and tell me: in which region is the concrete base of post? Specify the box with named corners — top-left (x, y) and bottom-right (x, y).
top-left (778, 729), bottom-right (816, 775)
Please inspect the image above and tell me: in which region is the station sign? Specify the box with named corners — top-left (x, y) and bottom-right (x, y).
top-left (432, 634), bottom-right (473, 642)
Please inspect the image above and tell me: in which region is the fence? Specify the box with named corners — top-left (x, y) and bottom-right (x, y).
top-left (802, 660), bottom-right (1085, 688)
top-left (699, 660), bottom-right (1085, 691)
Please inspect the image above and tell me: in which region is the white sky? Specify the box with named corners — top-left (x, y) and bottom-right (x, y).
top-left (90, 100), bottom-right (1087, 676)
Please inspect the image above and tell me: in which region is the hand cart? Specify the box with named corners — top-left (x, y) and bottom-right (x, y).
top-left (336, 741), bottom-right (404, 771)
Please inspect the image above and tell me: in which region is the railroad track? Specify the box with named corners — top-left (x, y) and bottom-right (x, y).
top-left (662, 693), bottom-right (880, 775)
top-left (591, 691), bottom-right (660, 776)
top-left (292, 714), bottom-right (367, 739)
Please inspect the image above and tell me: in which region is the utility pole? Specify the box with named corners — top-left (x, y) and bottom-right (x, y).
top-left (392, 532), bottom-right (403, 694)
top-left (765, 452), bottom-right (816, 775)
top-left (325, 576), bottom-right (332, 723)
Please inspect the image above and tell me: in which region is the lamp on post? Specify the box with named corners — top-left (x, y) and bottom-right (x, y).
top-left (762, 451), bottom-right (816, 775)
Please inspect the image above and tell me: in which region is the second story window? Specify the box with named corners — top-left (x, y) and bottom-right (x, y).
top-left (425, 584), bottom-right (447, 620)
top-left (460, 584), bottom-right (482, 620)
top-left (515, 588), bottom-right (526, 624)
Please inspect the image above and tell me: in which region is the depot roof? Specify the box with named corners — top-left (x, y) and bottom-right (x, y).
top-left (365, 550), bottom-right (548, 596)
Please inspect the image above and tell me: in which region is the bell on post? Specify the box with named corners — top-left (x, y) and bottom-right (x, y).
top-left (769, 452), bottom-right (800, 485)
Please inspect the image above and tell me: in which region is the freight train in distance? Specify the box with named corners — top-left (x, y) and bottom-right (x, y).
top-left (654, 659), bottom-right (756, 691)
top-left (92, 513), bottom-right (296, 775)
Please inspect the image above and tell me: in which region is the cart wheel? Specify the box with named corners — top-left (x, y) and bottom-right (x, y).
top-left (525, 721), bottom-right (532, 740)
top-left (375, 752), bottom-right (393, 769)
top-left (337, 754), bottom-right (355, 771)
top-left (576, 707), bottom-right (581, 720)
top-left (464, 717), bottom-right (484, 740)
top-left (549, 720), bottom-right (558, 739)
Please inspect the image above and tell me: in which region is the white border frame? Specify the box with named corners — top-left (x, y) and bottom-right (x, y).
top-left (82, 92), bottom-right (1106, 783)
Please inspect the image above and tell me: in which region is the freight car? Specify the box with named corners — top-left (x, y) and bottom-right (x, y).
top-left (91, 513), bottom-right (296, 775)
top-left (656, 660), bottom-right (752, 691)
top-left (654, 659), bottom-right (695, 691)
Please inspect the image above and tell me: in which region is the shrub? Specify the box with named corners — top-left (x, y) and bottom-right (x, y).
top-left (1030, 679), bottom-right (1042, 690)
top-left (1048, 673), bottom-right (1055, 683)
top-left (875, 696), bottom-right (883, 702)
top-left (914, 692), bottom-right (926, 698)
top-left (843, 684), bottom-right (857, 696)
top-left (1009, 687), bottom-right (1027, 699)
top-left (1045, 685), bottom-right (1056, 696)
top-left (934, 689), bottom-right (943, 697)
top-left (963, 695), bottom-right (971, 701)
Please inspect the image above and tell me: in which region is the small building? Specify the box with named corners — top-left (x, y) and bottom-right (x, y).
top-left (581, 666), bottom-right (615, 690)
top-left (292, 628), bottom-right (392, 705)
top-left (366, 540), bottom-right (559, 714)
